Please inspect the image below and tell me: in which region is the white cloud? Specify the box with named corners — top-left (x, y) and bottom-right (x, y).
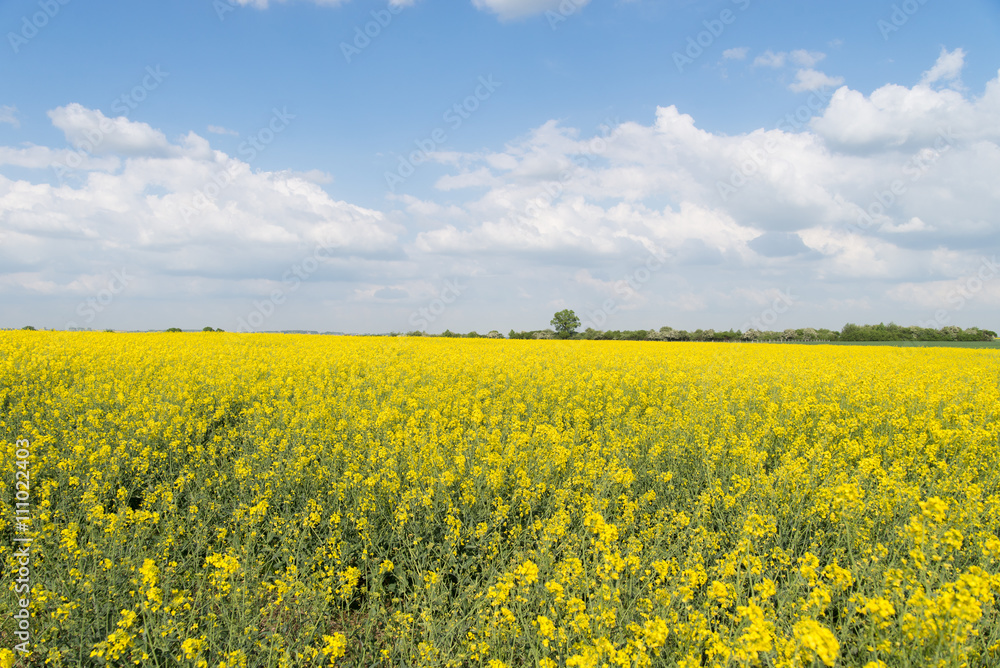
top-left (790, 50), bottom-right (825, 68)
top-left (753, 50), bottom-right (786, 68)
top-left (810, 64), bottom-right (1000, 148)
top-left (230, 0), bottom-right (352, 7)
top-left (397, 60), bottom-right (1000, 328)
top-left (3, 50), bottom-right (999, 332)
top-left (883, 216), bottom-right (931, 233)
top-left (789, 69), bottom-right (845, 93)
top-left (470, 0), bottom-right (589, 20)
top-left (887, 274), bottom-right (1000, 309)
top-left (231, 0), bottom-right (554, 18)
top-left (920, 46), bottom-right (965, 87)
top-left (0, 105), bottom-right (399, 319)
top-left (722, 47), bottom-right (749, 61)
top-left (0, 106), bottom-right (18, 128)
top-left (48, 104), bottom-right (179, 157)
top-left (0, 145), bottom-right (119, 171)
top-left (207, 125), bottom-right (239, 136)
top-left (752, 49), bottom-right (828, 73)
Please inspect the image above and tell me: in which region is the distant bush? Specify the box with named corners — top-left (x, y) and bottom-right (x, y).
top-left (840, 322), bottom-right (996, 342)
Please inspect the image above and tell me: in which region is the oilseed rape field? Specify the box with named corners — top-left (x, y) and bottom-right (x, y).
top-left (1, 333), bottom-right (999, 668)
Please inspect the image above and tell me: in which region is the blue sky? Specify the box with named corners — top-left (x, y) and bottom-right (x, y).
top-left (1, 0), bottom-right (999, 334)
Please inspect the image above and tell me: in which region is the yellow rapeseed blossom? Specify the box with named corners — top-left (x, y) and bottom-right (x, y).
top-left (1, 332), bottom-right (997, 665)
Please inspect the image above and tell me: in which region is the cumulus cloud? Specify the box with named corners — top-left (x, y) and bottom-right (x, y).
top-left (723, 47), bottom-right (749, 61)
top-left (810, 56), bottom-right (1000, 150)
top-left (396, 58), bottom-right (1000, 328)
top-left (3, 50), bottom-right (999, 332)
top-left (48, 104), bottom-right (179, 158)
top-left (0, 105), bottom-right (399, 315)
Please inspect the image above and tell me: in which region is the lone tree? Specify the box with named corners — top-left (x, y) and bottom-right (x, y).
top-left (550, 309), bottom-right (581, 338)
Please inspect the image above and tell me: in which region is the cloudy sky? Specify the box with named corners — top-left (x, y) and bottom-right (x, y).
top-left (1, 0), bottom-right (999, 334)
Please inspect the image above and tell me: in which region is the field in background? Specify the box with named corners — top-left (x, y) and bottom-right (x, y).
top-left (1, 333), bottom-right (999, 667)
top-left (757, 340), bottom-right (1000, 349)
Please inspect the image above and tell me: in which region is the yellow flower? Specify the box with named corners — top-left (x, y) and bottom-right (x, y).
top-left (181, 637), bottom-right (204, 660)
top-left (860, 597), bottom-right (895, 620)
top-left (792, 619), bottom-right (839, 667)
top-left (516, 559), bottom-right (540, 586)
top-left (536, 615), bottom-right (556, 647)
top-left (643, 616), bottom-right (670, 649)
top-left (321, 633), bottom-right (347, 661)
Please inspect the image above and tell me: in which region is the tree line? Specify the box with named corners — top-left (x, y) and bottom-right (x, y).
top-left (18, 315), bottom-right (998, 342)
top-left (404, 311), bottom-right (997, 342)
